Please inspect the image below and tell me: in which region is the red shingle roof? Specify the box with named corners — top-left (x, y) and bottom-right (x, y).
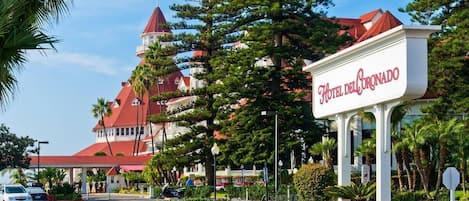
top-left (335, 18), bottom-right (367, 40)
top-left (93, 71), bottom-right (183, 130)
top-left (359, 9), bottom-right (383, 23)
top-left (357, 11), bottom-right (402, 43)
top-left (143, 7), bottom-right (171, 34)
top-left (74, 140), bottom-right (147, 156)
top-left (30, 156), bottom-right (152, 167)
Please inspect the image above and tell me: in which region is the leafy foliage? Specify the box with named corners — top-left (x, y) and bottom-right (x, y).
top-left (216, 0), bottom-right (350, 169)
top-left (0, 124), bottom-right (35, 171)
top-left (0, 0), bottom-right (71, 109)
top-left (325, 182), bottom-right (376, 201)
top-left (293, 164), bottom-right (335, 201)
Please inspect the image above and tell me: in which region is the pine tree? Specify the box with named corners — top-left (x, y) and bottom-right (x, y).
top-left (400, 0), bottom-right (469, 118)
top-left (148, 0), bottom-right (231, 187)
top-left (215, 0), bottom-right (350, 169)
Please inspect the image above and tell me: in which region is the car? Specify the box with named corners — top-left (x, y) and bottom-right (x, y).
top-left (25, 187), bottom-right (47, 201)
top-left (0, 184), bottom-right (33, 201)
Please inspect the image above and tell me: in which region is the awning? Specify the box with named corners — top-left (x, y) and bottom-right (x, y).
top-left (120, 165), bottom-right (145, 171)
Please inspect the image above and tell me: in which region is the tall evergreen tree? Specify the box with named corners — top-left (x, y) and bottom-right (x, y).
top-left (215, 0), bottom-right (350, 169)
top-left (400, 0), bottom-right (469, 118)
top-left (148, 0), bottom-right (230, 187)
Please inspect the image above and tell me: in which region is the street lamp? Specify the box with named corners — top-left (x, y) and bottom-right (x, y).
top-left (240, 164), bottom-right (245, 186)
top-left (211, 143), bottom-right (220, 200)
top-left (261, 110), bottom-right (279, 196)
top-left (37, 141), bottom-right (49, 184)
top-left (278, 160), bottom-right (283, 192)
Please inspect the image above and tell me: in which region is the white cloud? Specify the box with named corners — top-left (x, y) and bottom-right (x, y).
top-left (26, 51), bottom-right (124, 75)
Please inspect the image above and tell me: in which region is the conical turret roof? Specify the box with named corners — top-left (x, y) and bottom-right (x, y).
top-left (143, 7), bottom-right (171, 33)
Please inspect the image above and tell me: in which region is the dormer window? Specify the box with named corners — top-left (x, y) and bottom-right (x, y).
top-left (132, 98), bottom-right (141, 106)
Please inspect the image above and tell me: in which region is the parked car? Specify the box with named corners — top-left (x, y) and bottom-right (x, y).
top-left (0, 184), bottom-right (33, 201)
top-left (26, 187), bottom-right (47, 201)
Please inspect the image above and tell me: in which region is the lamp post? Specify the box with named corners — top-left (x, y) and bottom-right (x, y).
top-left (37, 141), bottom-right (49, 184)
top-left (211, 143), bottom-right (220, 200)
top-left (241, 164), bottom-right (245, 186)
top-left (261, 110), bottom-right (278, 197)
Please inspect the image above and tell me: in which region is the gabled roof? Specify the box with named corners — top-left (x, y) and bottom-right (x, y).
top-left (359, 9), bottom-right (383, 23)
top-left (183, 77), bottom-right (190, 87)
top-left (357, 11), bottom-right (402, 42)
top-left (74, 140), bottom-right (148, 156)
top-left (143, 7), bottom-right (171, 34)
top-left (93, 71), bottom-right (183, 131)
top-left (335, 18), bottom-right (367, 40)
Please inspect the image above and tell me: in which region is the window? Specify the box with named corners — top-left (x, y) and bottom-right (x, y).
top-left (131, 98), bottom-right (140, 106)
top-left (140, 126), bottom-right (144, 135)
top-left (126, 128), bottom-right (129, 136)
top-left (131, 127), bottom-right (134, 135)
top-left (116, 128), bottom-right (120, 136)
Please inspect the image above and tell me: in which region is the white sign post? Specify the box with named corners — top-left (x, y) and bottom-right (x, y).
top-left (303, 25), bottom-right (440, 201)
top-left (443, 167), bottom-right (460, 201)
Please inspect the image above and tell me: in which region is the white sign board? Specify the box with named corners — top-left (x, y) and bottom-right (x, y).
top-left (443, 167), bottom-right (460, 190)
top-left (304, 25), bottom-right (441, 118)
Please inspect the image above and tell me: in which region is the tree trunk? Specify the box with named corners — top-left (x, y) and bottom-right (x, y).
top-left (402, 150), bottom-right (413, 191)
top-left (102, 117), bottom-right (113, 156)
top-left (413, 149), bottom-right (430, 198)
top-left (462, 159), bottom-right (467, 193)
top-left (433, 145), bottom-right (447, 198)
top-left (206, 150), bottom-right (215, 190)
top-left (396, 149), bottom-right (405, 191)
top-left (135, 100), bottom-right (144, 155)
top-left (132, 96), bottom-right (141, 156)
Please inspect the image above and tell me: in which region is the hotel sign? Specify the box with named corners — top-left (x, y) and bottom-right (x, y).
top-left (304, 25), bottom-right (440, 118)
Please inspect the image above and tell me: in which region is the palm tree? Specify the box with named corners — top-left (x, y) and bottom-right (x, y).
top-left (130, 64), bottom-right (159, 155)
top-left (92, 98), bottom-right (113, 156)
top-left (402, 121), bottom-right (431, 198)
top-left (392, 129), bottom-right (415, 191)
top-left (143, 41), bottom-right (178, 152)
top-left (325, 182), bottom-right (376, 201)
top-left (449, 119), bottom-right (469, 193)
top-left (423, 118), bottom-right (465, 198)
top-left (0, 0), bottom-right (70, 109)
top-left (130, 66), bottom-right (145, 156)
top-left (355, 137), bottom-right (376, 175)
top-left (309, 138), bottom-right (336, 170)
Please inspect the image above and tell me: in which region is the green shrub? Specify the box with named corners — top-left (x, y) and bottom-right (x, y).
top-left (392, 191), bottom-right (426, 201)
top-left (184, 198), bottom-right (227, 201)
top-left (152, 185), bottom-right (162, 198)
top-left (50, 183), bottom-right (75, 195)
top-left (293, 163), bottom-right (336, 201)
top-left (185, 186), bottom-right (212, 198)
top-left (53, 192), bottom-right (81, 200)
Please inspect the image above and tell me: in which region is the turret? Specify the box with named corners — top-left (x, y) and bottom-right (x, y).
top-left (136, 6), bottom-right (172, 58)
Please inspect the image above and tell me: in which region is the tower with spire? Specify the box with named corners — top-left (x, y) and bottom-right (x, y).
top-left (136, 6), bottom-right (172, 58)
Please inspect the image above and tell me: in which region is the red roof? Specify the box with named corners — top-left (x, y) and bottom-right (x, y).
top-left (335, 18), bottom-right (367, 40)
top-left (143, 7), bottom-right (171, 33)
top-left (357, 11), bottom-right (402, 43)
top-left (30, 156), bottom-right (152, 168)
top-left (74, 140), bottom-right (147, 156)
top-left (359, 9), bottom-right (383, 23)
top-left (106, 167), bottom-right (119, 176)
top-left (183, 77), bottom-right (190, 87)
top-left (93, 71), bottom-right (183, 130)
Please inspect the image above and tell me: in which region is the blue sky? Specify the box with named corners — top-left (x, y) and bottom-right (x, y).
top-left (0, 0), bottom-right (413, 156)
